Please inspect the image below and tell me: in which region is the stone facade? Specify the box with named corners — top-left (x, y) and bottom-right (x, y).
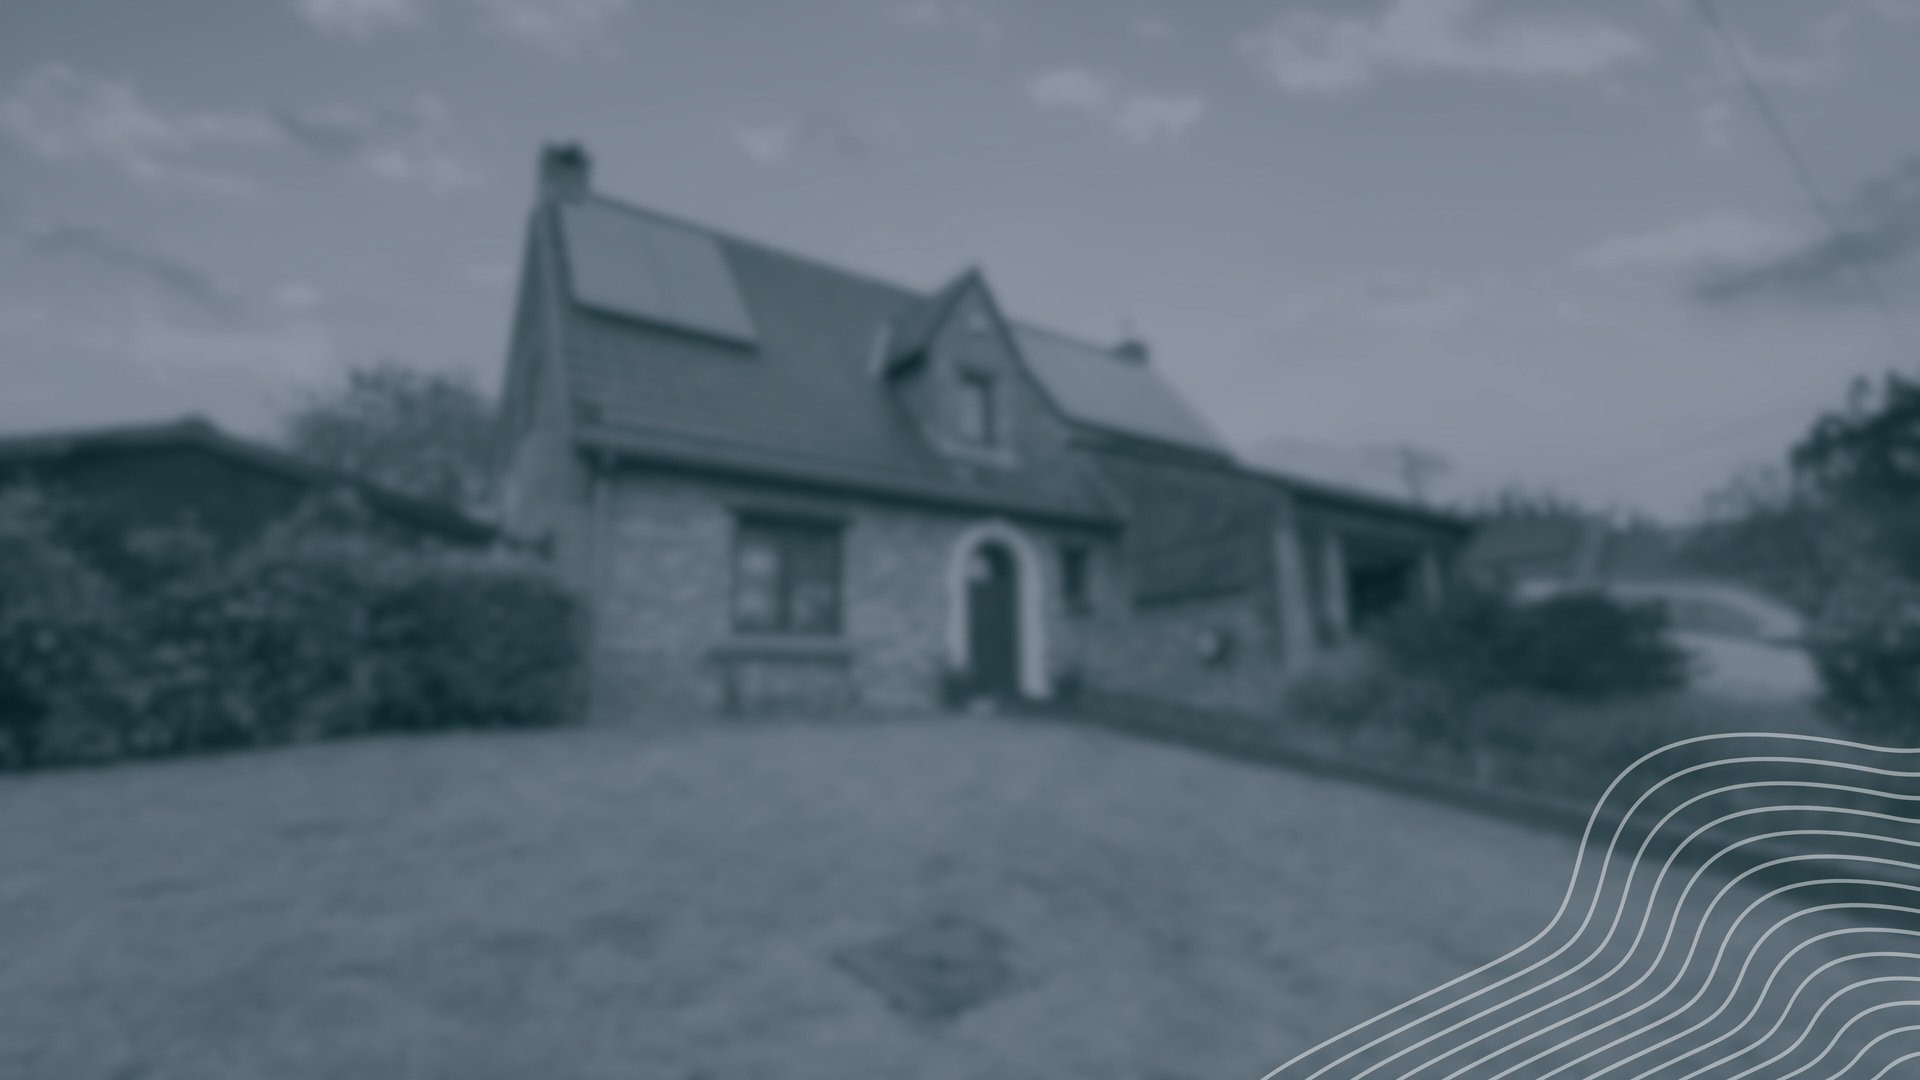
top-left (1075, 590), bottom-right (1291, 717)
top-left (581, 464), bottom-right (1117, 721)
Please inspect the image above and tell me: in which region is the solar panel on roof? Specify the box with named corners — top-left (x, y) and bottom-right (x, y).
top-left (559, 201), bottom-right (758, 346)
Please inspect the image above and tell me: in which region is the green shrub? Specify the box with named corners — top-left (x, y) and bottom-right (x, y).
top-left (1286, 588), bottom-right (1696, 796)
top-left (0, 486), bottom-right (581, 770)
top-left (0, 489), bottom-right (130, 767)
top-left (369, 557), bottom-right (579, 731)
top-left (1508, 594), bottom-right (1692, 699)
top-left (1807, 563), bottom-right (1920, 743)
top-left (1286, 655), bottom-right (1782, 799)
top-left (1374, 588), bottom-right (1691, 703)
top-left (1285, 649), bottom-right (1465, 743)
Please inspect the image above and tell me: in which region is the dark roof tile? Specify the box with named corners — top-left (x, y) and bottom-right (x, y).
top-left (550, 196), bottom-right (1142, 523)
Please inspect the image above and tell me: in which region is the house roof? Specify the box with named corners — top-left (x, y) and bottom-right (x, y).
top-left (0, 416), bottom-right (497, 544)
top-left (542, 193), bottom-right (1243, 525)
top-left (1012, 325), bottom-right (1231, 457)
top-left (536, 170), bottom-right (1456, 533)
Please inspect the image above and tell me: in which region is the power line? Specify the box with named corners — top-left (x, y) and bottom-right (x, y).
top-left (1539, 1), bottom-right (1920, 497)
top-left (1691, 0), bottom-right (1920, 366)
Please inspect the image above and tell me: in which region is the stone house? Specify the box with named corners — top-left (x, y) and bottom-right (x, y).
top-left (496, 144), bottom-right (1470, 719)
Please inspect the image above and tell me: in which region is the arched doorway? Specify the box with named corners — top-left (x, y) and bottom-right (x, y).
top-left (965, 542), bottom-right (1021, 699)
top-left (945, 521), bottom-right (1049, 702)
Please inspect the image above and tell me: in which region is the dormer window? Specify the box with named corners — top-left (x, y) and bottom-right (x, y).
top-left (957, 370), bottom-right (996, 446)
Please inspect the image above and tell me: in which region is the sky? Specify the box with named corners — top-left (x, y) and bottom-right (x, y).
top-left (2, 0), bottom-right (1918, 519)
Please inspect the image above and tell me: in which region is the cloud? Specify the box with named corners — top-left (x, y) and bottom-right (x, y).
top-left (269, 96), bottom-right (480, 189)
top-left (0, 65), bottom-right (481, 194)
top-left (730, 124), bottom-right (797, 167)
top-left (1694, 156), bottom-right (1920, 306)
top-left (19, 222), bottom-right (247, 320)
top-left (1029, 68), bottom-right (1110, 111)
top-left (1237, 0), bottom-right (1644, 95)
top-left (728, 112), bottom-right (884, 168)
top-left (288, 0), bottom-right (633, 54)
top-left (1684, 0), bottom-right (1920, 89)
top-left (1577, 211), bottom-right (1797, 272)
top-left (473, 0), bottom-right (632, 54)
top-left (1027, 68), bottom-right (1205, 144)
top-left (1132, 15), bottom-right (1173, 43)
top-left (1269, 271), bottom-right (1487, 330)
top-left (1111, 94), bottom-right (1206, 143)
top-left (0, 64), bottom-right (272, 194)
top-left (885, 0), bottom-right (1002, 43)
top-left (291, 0), bottom-right (424, 37)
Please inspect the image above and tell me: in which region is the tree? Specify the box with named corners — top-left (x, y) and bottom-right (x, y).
top-left (1765, 372), bottom-right (1920, 740)
top-left (283, 362), bottom-right (495, 512)
top-left (1466, 484), bottom-right (1596, 523)
top-left (1683, 463), bottom-right (1856, 615)
top-left (1790, 372), bottom-right (1920, 578)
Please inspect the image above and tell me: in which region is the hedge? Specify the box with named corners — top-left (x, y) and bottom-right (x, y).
top-left (1370, 587), bottom-right (1691, 704)
top-left (0, 487), bottom-right (579, 769)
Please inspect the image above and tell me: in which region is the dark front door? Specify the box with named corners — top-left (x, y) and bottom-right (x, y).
top-left (966, 543), bottom-right (1020, 699)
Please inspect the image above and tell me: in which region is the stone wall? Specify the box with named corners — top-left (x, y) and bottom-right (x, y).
top-left (584, 463), bottom-right (1114, 721)
top-left (1075, 588), bottom-right (1291, 718)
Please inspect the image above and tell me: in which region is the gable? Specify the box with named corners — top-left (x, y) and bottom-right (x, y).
top-left (889, 276), bottom-right (1083, 472)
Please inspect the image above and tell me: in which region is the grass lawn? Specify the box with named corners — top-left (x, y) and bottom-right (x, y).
top-left (0, 716), bottom-right (1893, 1079)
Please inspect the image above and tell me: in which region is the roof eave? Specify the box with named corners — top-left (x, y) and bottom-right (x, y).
top-left (1248, 464), bottom-right (1475, 532)
top-left (573, 430), bottom-right (1122, 531)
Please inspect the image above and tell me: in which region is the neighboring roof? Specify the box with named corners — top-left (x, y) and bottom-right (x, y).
top-left (1012, 325), bottom-right (1231, 457)
top-left (1235, 436), bottom-right (1410, 501)
top-left (0, 417), bottom-right (497, 544)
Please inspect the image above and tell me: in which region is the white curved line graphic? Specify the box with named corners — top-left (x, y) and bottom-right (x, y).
top-left (1320, 767), bottom-right (1920, 1080)
top-left (1263, 733), bottom-right (1920, 1080)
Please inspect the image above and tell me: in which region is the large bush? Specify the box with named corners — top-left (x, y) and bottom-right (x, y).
top-left (0, 489), bottom-right (129, 767)
top-left (1783, 373), bottom-right (1920, 741)
top-left (1374, 588), bottom-right (1691, 702)
top-left (0, 487), bottom-right (579, 770)
top-left (1806, 560), bottom-right (1920, 744)
top-left (1285, 588), bottom-right (1694, 794)
top-left (369, 557), bottom-right (578, 731)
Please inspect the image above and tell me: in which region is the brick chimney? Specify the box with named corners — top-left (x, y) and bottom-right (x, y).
top-left (539, 141), bottom-right (591, 201)
top-left (1113, 337), bottom-right (1151, 364)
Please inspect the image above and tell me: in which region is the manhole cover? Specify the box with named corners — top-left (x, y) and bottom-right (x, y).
top-left (832, 914), bottom-right (1016, 1021)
